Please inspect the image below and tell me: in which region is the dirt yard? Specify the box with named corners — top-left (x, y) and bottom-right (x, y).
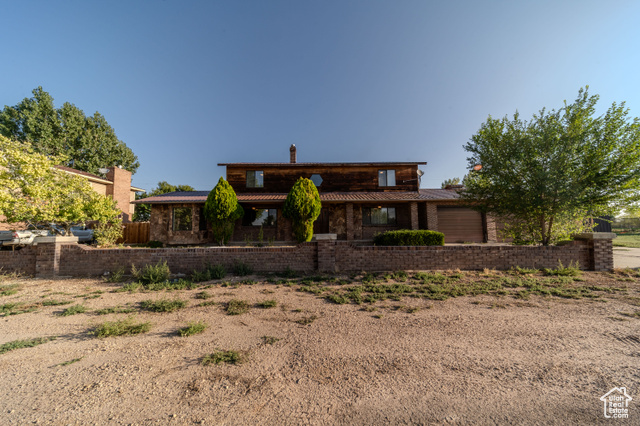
top-left (1, 268), bottom-right (639, 425)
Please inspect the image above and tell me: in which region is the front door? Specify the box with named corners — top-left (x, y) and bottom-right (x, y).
top-left (313, 209), bottom-right (330, 234)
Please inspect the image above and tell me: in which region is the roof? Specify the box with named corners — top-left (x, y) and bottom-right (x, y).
top-left (55, 165), bottom-right (112, 184)
top-left (133, 188), bottom-right (461, 204)
top-left (55, 165), bottom-right (145, 192)
top-left (218, 162), bottom-right (427, 167)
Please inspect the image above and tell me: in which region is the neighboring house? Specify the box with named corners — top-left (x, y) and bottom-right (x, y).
top-left (136, 146), bottom-right (497, 245)
top-left (0, 165), bottom-right (144, 231)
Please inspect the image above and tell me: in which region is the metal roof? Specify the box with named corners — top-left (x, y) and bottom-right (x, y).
top-left (133, 188), bottom-right (460, 204)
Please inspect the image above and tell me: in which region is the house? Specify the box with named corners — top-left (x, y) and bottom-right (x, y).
top-left (54, 165), bottom-right (144, 223)
top-left (136, 146), bottom-right (498, 245)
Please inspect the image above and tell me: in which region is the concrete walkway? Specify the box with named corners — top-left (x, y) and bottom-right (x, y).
top-left (613, 247), bottom-right (640, 269)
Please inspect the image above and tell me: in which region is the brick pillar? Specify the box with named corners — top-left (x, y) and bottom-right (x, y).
top-left (426, 203), bottom-right (438, 231)
top-left (106, 166), bottom-right (133, 223)
top-left (409, 202), bottom-right (419, 230)
top-left (574, 233), bottom-right (615, 271)
top-left (35, 242), bottom-right (61, 278)
top-left (316, 239), bottom-right (336, 273)
top-left (485, 214), bottom-right (498, 243)
top-left (346, 203), bottom-right (354, 240)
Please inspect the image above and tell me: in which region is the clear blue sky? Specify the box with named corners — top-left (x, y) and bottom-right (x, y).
top-left (2, 1), bottom-right (639, 192)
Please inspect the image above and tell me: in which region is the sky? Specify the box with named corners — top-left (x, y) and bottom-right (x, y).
top-left (2, 0), bottom-right (640, 192)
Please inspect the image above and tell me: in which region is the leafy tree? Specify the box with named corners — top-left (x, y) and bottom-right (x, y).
top-left (283, 177), bottom-right (322, 243)
top-left (0, 86), bottom-right (139, 175)
top-left (441, 177), bottom-right (461, 188)
top-left (133, 181), bottom-right (195, 222)
top-left (462, 87), bottom-right (640, 245)
top-left (203, 177), bottom-right (244, 245)
top-left (0, 136), bottom-right (122, 239)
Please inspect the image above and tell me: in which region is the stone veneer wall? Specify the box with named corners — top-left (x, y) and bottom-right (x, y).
top-left (0, 234), bottom-right (614, 278)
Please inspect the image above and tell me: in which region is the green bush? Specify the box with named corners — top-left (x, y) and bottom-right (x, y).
top-left (232, 260), bottom-right (253, 276)
top-left (373, 230), bottom-right (445, 246)
top-left (145, 240), bottom-right (164, 248)
top-left (131, 261), bottom-right (171, 284)
top-left (204, 177), bottom-right (244, 245)
top-left (191, 263), bottom-right (226, 282)
top-left (283, 177), bottom-right (322, 243)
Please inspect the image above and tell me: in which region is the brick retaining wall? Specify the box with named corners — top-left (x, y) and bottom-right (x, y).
top-left (0, 233), bottom-right (615, 278)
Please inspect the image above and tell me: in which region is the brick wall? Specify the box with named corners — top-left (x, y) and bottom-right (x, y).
top-left (0, 234), bottom-right (614, 277)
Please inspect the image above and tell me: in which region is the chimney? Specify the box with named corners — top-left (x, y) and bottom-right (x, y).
top-left (106, 166), bottom-right (133, 223)
top-left (290, 144), bottom-right (297, 163)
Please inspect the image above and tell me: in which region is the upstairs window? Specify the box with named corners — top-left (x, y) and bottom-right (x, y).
top-left (363, 207), bottom-right (397, 225)
top-left (247, 170), bottom-right (264, 188)
top-left (310, 174), bottom-right (323, 187)
top-left (378, 170), bottom-right (396, 187)
top-left (243, 208), bottom-right (277, 226)
top-left (172, 207), bottom-right (192, 231)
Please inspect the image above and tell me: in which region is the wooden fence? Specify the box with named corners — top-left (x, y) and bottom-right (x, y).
top-left (118, 222), bottom-right (150, 244)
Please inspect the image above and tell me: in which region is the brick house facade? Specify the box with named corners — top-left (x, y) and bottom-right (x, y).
top-left (137, 146), bottom-right (495, 245)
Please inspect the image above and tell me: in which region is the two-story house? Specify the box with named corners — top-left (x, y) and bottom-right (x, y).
top-left (137, 146), bottom-right (495, 245)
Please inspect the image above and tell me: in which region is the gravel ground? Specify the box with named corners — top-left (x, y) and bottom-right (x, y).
top-left (0, 270), bottom-right (639, 425)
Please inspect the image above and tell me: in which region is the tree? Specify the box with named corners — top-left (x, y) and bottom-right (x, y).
top-left (203, 177), bottom-right (244, 245)
top-left (0, 87), bottom-right (139, 175)
top-left (283, 177), bottom-right (322, 243)
top-left (133, 181), bottom-right (195, 222)
top-left (462, 87), bottom-right (640, 245)
top-left (0, 135), bottom-right (122, 239)
top-left (441, 177), bottom-right (461, 188)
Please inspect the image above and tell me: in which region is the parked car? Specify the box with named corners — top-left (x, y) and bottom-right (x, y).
top-left (69, 226), bottom-right (94, 243)
top-left (0, 230), bottom-right (49, 248)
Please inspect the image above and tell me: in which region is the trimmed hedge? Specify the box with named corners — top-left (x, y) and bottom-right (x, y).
top-left (373, 230), bottom-right (445, 246)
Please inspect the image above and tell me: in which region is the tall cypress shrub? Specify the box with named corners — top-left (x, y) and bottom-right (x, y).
top-left (204, 177), bottom-right (244, 245)
top-left (283, 177), bottom-right (322, 243)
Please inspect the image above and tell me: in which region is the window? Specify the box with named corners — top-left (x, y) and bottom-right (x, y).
top-left (243, 208), bottom-right (277, 226)
top-left (246, 170), bottom-right (264, 188)
top-left (310, 174), bottom-right (323, 187)
top-left (363, 207), bottom-right (396, 225)
top-left (172, 207), bottom-right (192, 231)
top-left (378, 170), bottom-right (396, 187)
top-left (199, 207), bottom-right (208, 231)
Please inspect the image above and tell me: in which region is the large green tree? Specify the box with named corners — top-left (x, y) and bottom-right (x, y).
top-left (203, 177), bottom-right (244, 245)
top-left (462, 88), bottom-right (640, 245)
top-left (0, 135), bottom-right (122, 240)
top-left (133, 181), bottom-right (195, 222)
top-left (0, 87), bottom-right (139, 175)
top-left (283, 177), bottom-right (322, 243)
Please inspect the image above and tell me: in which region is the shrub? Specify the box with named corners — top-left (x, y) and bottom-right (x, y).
top-left (204, 177), bottom-right (244, 245)
top-left (257, 299), bottom-right (277, 308)
top-left (140, 298), bottom-right (187, 312)
top-left (145, 240), bottom-right (163, 248)
top-left (131, 261), bottom-right (171, 284)
top-left (373, 230), bottom-right (445, 246)
top-left (0, 337), bottom-right (56, 355)
top-left (94, 219), bottom-right (123, 247)
top-left (105, 267), bottom-right (126, 283)
top-left (543, 260), bottom-right (582, 277)
top-left (283, 177), bottom-right (322, 243)
top-left (94, 317), bottom-right (151, 338)
top-left (232, 260), bottom-right (253, 276)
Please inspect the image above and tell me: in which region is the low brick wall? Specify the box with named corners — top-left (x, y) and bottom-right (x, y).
top-left (0, 234), bottom-right (614, 278)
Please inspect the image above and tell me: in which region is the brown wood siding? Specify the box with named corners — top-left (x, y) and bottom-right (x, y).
top-left (437, 207), bottom-right (484, 243)
top-left (227, 165), bottom-right (420, 193)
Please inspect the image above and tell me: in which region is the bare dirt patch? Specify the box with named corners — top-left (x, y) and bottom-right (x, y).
top-left (1, 269), bottom-right (639, 424)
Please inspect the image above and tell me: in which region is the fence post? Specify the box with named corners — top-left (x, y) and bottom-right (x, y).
top-left (574, 232), bottom-right (616, 271)
top-left (34, 236), bottom-right (78, 278)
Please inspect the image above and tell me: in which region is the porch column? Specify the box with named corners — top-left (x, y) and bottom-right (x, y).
top-left (485, 214), bottom-right (498, 243)
top-left (346, 203), bottom-right (354, 240)
top-left (426, 203), bottom-right (438, 231)
top-left (409, 202), bottom-right (419, 230)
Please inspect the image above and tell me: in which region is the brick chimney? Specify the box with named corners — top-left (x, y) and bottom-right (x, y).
top-left (290, 144), bottom-right (297, 163)
top-left (106, 166), bottom-right (133, 222)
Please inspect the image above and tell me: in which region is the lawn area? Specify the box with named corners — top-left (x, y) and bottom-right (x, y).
top-left (612, 232), bottom-right (640, 248)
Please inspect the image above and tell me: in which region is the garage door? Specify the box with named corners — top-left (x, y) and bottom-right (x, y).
top-left (437, 207), bottom-right (484, 243)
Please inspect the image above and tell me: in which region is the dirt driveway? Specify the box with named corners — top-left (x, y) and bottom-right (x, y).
top-left (1, 270), bottom-right (639, 425)
top-left (614, 247), bottom-right (640, 269)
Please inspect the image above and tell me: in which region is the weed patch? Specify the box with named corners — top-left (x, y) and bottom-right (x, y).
top-left (58, 304), bottom-right (87, 316)
top-left (202, 350), bottom-right (242, 365)
top-left (95, 306), bottom-right (136, 315)
top-left (178, 321), bottom-right (207, 337)
top-left (297, 315), bottom-right (317, 325)
top-left (42, 299), bottom-right (72, 306)
top-left (226, 299), bottom-right (250, 315)
top-left (140, 298), bottom-right (187, 313)
top-left (262, 336), bottom-right (281, 345)
top-left (0, 337), bottom-right (56, 355)
top-left (257, 299), bottom-right (277, 308)
top-left (94, 317), bottom-right (151, 338)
